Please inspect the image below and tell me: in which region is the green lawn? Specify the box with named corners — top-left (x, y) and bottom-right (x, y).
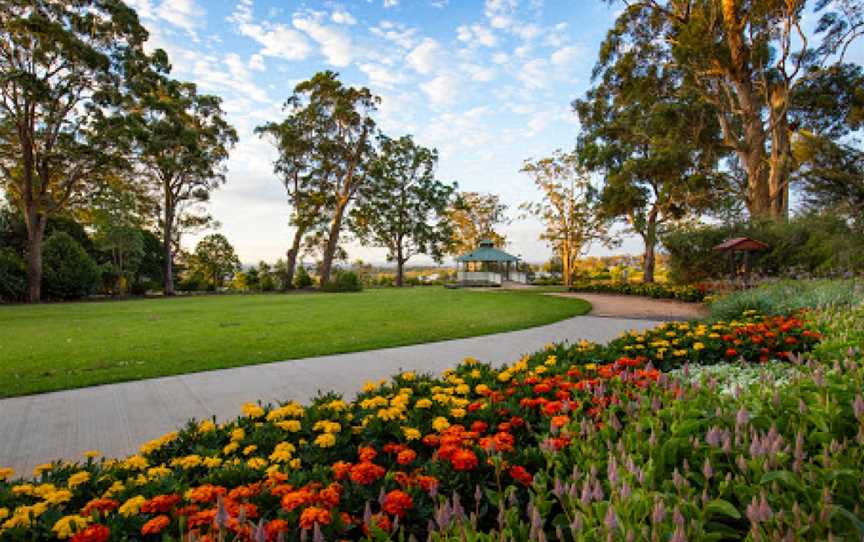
top-left (0, 288), bottom-right (590, 398)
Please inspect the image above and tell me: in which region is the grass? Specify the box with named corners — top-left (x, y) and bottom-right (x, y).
top-left (0, 288), bottom-right (590, 398)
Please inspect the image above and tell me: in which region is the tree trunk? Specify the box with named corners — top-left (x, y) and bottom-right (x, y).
top-left (642, 209), bottom-right (658, 284)
top-left (768, 86), bottom-right (791, 220)
top-left (162, 205), bottom-right (175, 296)
top-left (561, 240), bottom-right (571, 288)
top-left (24, 205), bottom-right (46, 303)
top-left (319, 202), bottom-right (346, 285)
top-left (395, 241), bottom-right (404, 287)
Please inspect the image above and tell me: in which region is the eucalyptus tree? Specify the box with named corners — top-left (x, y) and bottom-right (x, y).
top-left (191, 233), bottom-right (240, 290)
top-left (0, 0), bottom-right (148, 301)
top-left (446, 192), bottom-right (510, 255)
top-left (601, 0), bottom-right (864, 220)
top-left (350, 135), bottom-right (456, 286)
top-left (520, 151), bottom-right (611, 288)
top-left (574, 9), bottom-right (725, 283)
top-left (127, 73), bottom-right (237, 295)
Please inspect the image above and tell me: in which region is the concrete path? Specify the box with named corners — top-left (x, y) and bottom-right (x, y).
top-left (0, 315), bottom-right (661, 475)
top-left (551, 293), bottom-right (709, 321)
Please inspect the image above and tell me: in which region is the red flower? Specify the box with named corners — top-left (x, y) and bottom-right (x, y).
top-left (363, 513), bottom-right (392, 535)
top-left (396, 449), bottom-right (416, 465)
top-left (725, 348), bottom-right (738, 357)
top-left (382, 490), bottom-right (414, 517)
top-left (318, 483), bottom-right (341, 507)
top-left (141, 515), bottom-right (171, 536)
top-left (358, 446), bottom-right (377, 462)
top-left (141, 494), bottom-right (181, 514)
top-left (81, 498), bottom-right (118, 516)
top-left (450, 448), bottom-right (478, 471)
top-left (417, 475), bottom-right (439, 493)
top-left (299, 507), bottom-right (331, 530)
top-left (470, 421), bottom-right (488, 433)
top-left (332, 461), bottom-right (352, 480)
top-left (187, 484), bottom-right (227, 504)
top-left (508, 465), bottom-right (533, 486)
top-left (265, 519), bottom-right (290, 540)
top-left (71, 525), bottom-right (110, 542)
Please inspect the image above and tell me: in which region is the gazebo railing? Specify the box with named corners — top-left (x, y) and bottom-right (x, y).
top-left (456, 271), bottom-right (503, 285)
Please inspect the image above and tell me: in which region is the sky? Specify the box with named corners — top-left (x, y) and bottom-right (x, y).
top-left (123, 0), bottom-right (635, 266)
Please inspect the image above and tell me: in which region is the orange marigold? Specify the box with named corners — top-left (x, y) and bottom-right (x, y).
top-left (450, 448), bottom-right (478, 471)
top-left (81, 498), bottom-right (118, 516)
top-left (141, 494), bottom-right (181, 514)
top-left (70, 524), bottom-right (110, 542)
top-left (299, 506), bottom-right (331, 530)
top-left (382, 489), bottom-right (413, 518)
top-left (349, 462), bottom-right (385, 485)
top-left (188, 484), bottom-right (227, 504)
top-left (396, 449), bottom-right (416, 465)
top-left (363, 513), bottom-right (392, 536)
top-left (358, 446), bottom-right (377, 462)
top-left (141, 515), bottom-right (171, 536)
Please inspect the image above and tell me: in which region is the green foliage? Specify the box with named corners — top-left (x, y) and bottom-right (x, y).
top-left (189, 234), bottom-right (241, 290)
top-left (663, 214), bottom-right (864, 283)
top-left (708, 279), bottom-right (864, 321)
top-left (446, 192), bottom-right (509, 256)
top-left (320, 270), bottom-right (363, 292)
top-left (294, 265), bottom-right (314, 289)
top-left (0, 248), bottom-right (26, 302)
top-left (570, 280), bottom-right (707, 302)
top-left (41, 232), bottom-right (101, 300)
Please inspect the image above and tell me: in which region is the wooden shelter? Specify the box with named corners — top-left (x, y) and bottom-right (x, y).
top-left (455, 240), bottom-right (528, 286)
top-left (712, 236), bottom-right (769, 286)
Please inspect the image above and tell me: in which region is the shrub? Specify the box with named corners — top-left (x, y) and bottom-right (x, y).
top-left (569, 280), bottom-right (708, 302)
top-left (294, 266), bottom-right (313, 289)
top-left (41, 231), bottom-right (100, 299)
top-left (0, 248), bottom-right (26, 302)
top-left (320, 270), bottom-right (362, 292)
top-left (663, 213), bottom-right (864, 283)
top-left (708, 278), bottom-right (864, 320)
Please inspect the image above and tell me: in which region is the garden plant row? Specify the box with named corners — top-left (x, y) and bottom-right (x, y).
top-left (2, 309), bottom-right (863, 542)
top-left (568, 281), bottom-right (709, 303)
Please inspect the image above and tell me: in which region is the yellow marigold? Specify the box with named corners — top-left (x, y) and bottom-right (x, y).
top-left (67, 471), bottom-right (90, 488)
top-left (497, 371), bottom-right (512, 382)
top-left (139, 432), bottom-right (178, 455)
top-left (52, 515), bottom-right (89, 539)
top-left (43, 490), bottom-right (73, 505)
top-left (0, 508), bottom-right (8, 520)
top-left (535, 366), bottom-right (547, 375)
top-left (242, 402), bottom-right (265, 418)
top-left (463, 356), bottom-right (478, 366)
top-left (124, 455), bottom-right (149, 471)
top-left (432, 417), bottom-right (450, 432)
top-left (376, 407), bottom-right (402, 421)
top-left (242, 445), bottom-right (258, 456)
top-left (313, 420), bottom-right (342, 433)
top-left (83, 450), bottom-right (101, 459)
top-left (11, 484), bottom-right (34, 496)
top-left (401, 371), bottom-right (415, 381)
top-left (314, 433), bottom-right (336, 448)
top-left (198, 420), bottom-right (217, 433)
top-left (360, 396), bottom-right (389, 409)
top-left (0, 467), bottom-right (14, 481)
top-left (673, 350), bottom-right (688, 357)
top-left (450, 397), bottom-right (469, 408)
top-left (432, 393), bottom-right (450, 405)
top-left (475, 384), bottom-right (490, 395)
top-left (415, 398), bottom-right (433, 409)
top-left (470, 369), bottom-right (482, 379)
top-left (170, 455), bottom-right (203, 469)
top-left (33, 483), bottom-right (57, 497)
top-left (545, 355), bottom-right (557, 365)
top-left (362, 381), bottom-right (380, 393)
top-left (147, 466), bottom-right (171, 479)
top-left (454, 384), bottom-right (470, 395)
top-left (450, 408), bottom-right (466, 418)
top-left (247, 457), bottom-right (268, 470)
top-left (102, 481), bottom-right (124, 498)
top-left (276, 420), bottom-right (302, 432)
top-left (203, 456), bottom-right (223, 468)
top-left (119, 495), bottom-right (146, 517)
top-left (230, 428), bottom-right (246, 442)
top-left (402, 427), bottom-right (421, 440)
top-left (32, 463), bottom-right (53, 477)
top-left (693, 342), bottom-right (705, 351)
top-left (267, 402), bottom-right (305, 421)
top-left (584, 364), bottom-right (597, 371)
top-left (269, 442), bottom-right (296, 463)
top-left (324, 400), bottom-right (347, 412)
top-left (289, 458), bottom-right (302, 469)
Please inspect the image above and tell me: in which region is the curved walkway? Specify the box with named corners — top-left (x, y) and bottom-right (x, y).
top-left (0, 305), bottom-right (679, 475)
top-left (551, 292), bottom-right (709, 320)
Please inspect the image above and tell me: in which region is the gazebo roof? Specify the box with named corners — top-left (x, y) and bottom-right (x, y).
top-left (712, 237), bottom-right (770, 252)
top-left (456, 240), bottom-right (519, 263)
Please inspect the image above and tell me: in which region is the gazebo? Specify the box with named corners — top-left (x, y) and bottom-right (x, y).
top-left (455, 240), bottom-right (528, 286)
top-left (713, 236), bottom-right (770, 286)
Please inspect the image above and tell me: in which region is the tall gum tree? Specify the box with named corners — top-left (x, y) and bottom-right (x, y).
top-left (0, 0), bottom-right (148, 302)
top-left (291, 71), bottom-right (378, 286)
top-left (446, 191), bottom-right (510, 256)
top-left (575, 8), bottom-right (725, 283)
top-left (350, 135), bottom-right (456, 286)
top-left (604, 0), bottom-right (864, 220)
top-left (127, 73), bottom-right (236, 295)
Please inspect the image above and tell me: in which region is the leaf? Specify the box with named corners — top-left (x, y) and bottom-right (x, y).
top-left (704, 499), bottom-right (742, 520)
top-left (760, 470), bottom-right (803, 492)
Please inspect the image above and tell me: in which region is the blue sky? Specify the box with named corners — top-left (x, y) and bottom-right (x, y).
top-left (125, 0), bottom-right (629, 265)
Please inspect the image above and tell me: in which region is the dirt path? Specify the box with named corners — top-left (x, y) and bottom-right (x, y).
top-left (550, 292), bottom-right (709, 321)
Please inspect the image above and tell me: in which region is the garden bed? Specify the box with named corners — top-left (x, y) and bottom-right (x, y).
top-left (568, 281), bottom-right (710, 302)
top-left (3, 302), bottom-right (857, 541)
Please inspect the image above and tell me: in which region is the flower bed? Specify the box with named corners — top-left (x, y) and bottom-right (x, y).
top-left (0, 314), bottom-right (827, 541)
top-left (568, 281), bottom-right (709, 302)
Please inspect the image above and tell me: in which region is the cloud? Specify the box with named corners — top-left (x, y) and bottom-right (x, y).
top-left (420, 72), bottom-right (462, 106)
top-left (484, 0), bottom-right (518, 30)
top-left (456, 24), bottom-right (497, 47)
top-left (384, 0), bottom-right (399, 7)
top-left (492, 52), bottom-right (509, 64)
top-left (370, 21), bottom-right (417, 49)
top-left (550, 45), bottom-right (583, 68)
top-left (517, 58), bottom-right (550, 88)
top-left (127, 0), bottom-right (205, 40)
top-left (406, 38), bottom-right (444, 74)
top-left (462, 63), bottom-right (497, 82)
top-left (248, 53), bottom-right (265, 71)
top-left (229, 1), bottom-right (312, 61)
top-left (358, 63), bottom-right (406, 88)
top-left (331, 10), bottom-right (357, 25)
top-left (292, 12), bottom-right (354, 67)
